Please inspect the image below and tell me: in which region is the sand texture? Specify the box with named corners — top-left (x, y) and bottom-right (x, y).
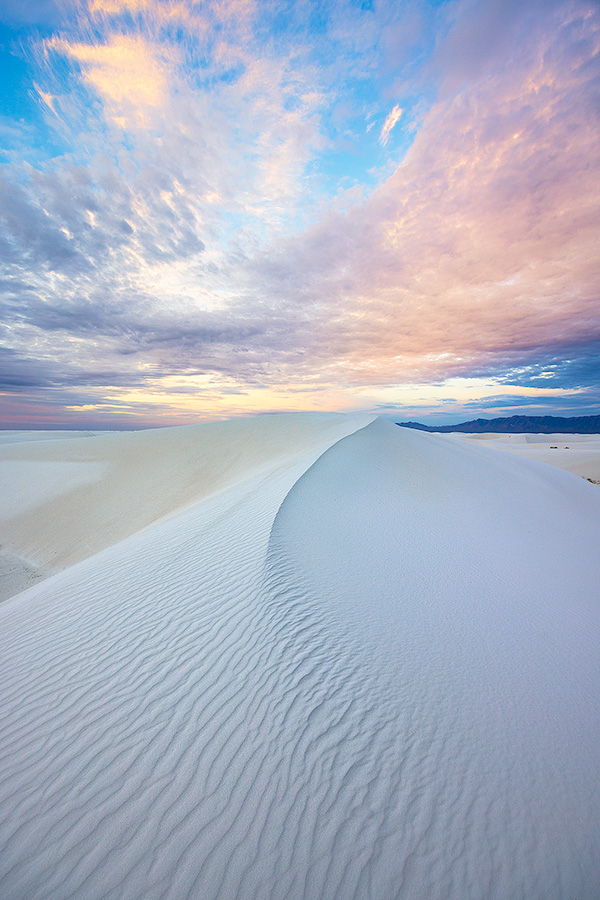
top-left (0, 415), bottom-right (599, 899)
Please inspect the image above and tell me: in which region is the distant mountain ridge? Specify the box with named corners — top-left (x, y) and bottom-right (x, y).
top-left (397, 415), bottom-right (600, 434)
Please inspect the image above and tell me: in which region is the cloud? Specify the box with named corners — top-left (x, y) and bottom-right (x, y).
top-left (429, 0), bottom-right (555, 94)
top-left (244, 0), bottom-right (600, 385)
top-left (379, 104), bottom-right (403, 145)
top-left (90, 0), bottom-right (152, 13)
top-left (0, 171), bottom-right (79, 269)
top-left (1, 0), bottom-right (599, 426)
top-left (460, 391), bottom-right (600, 413)
top-left (0, 347), bottom-right (55, 390)
top-left (0, 0), bottom-right (64, 27)
top-left (493, 340), bottom-right (600, 392)
top-left (47, 33), bottom-right (177, 127)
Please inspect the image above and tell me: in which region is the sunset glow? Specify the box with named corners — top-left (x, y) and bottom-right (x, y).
top-left (1, 0), bottom-right (599, 427)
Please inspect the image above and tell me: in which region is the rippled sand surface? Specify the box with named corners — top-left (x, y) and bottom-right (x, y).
top-left (1, 415), bottom-right (599, 899)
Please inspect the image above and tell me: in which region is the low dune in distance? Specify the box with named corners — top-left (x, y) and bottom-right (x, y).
top-left (448, 430), bottom-right (600, 483)
top-left (0, 414), bottom-right (599, 900)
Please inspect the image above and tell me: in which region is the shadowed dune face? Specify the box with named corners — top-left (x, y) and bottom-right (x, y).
top-left (0, 413), bottom-right (374, 581)
top-left (0, 415), bottom-right (599, 899)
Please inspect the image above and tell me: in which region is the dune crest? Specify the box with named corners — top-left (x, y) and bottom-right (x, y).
top-left (0, 414), bottom-right (372, 582)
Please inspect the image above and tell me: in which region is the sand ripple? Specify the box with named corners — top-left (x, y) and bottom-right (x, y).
top-left (0, 416), bottom-right (599, 899)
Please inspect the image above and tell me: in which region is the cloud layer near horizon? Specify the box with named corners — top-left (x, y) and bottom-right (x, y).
top-left (1, 0), bottom-right (599, 426)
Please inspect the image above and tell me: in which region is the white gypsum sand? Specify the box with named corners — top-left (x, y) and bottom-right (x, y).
top-left (446, 430), bottom-right (600, 483)
top-left (0, 415), bottom-right (373, 595)
top-left (0, 414), bottom-right (599, 900)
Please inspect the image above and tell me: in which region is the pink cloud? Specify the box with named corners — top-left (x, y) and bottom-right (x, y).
top-left (253, 1), bottom-right (600, 386)
top-left (46, 33), bottom-right (179, 128)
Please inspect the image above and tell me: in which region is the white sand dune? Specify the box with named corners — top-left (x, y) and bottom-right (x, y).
top-left (448, 431), bottom-right (600, 483)
top-left (0, 430), bottom-right (104, 446)
top-left (0, 415), bottom-right (372, 595)
top-left (0, 415), bottom-right (599, 899)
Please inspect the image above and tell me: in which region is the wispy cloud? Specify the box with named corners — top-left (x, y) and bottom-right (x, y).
top-left (47, 34), bottom-right (176, 127)
top-left (379, 104), bottom-right (403, 145)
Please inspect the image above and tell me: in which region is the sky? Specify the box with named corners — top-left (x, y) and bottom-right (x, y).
top-left (0, 0), bottom-right (599, 428)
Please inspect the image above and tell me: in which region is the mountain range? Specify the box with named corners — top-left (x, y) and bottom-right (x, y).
top-left (397, 415), bottom-right (600, 434)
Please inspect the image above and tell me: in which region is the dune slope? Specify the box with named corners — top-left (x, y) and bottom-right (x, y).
top-left (0, 414), bottom-right (372, 591)
top-left (0, 415), bottom-right (599, 900)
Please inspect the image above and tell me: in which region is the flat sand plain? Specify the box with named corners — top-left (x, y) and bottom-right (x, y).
top-left (446, 430), bottom-right (600, 483)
